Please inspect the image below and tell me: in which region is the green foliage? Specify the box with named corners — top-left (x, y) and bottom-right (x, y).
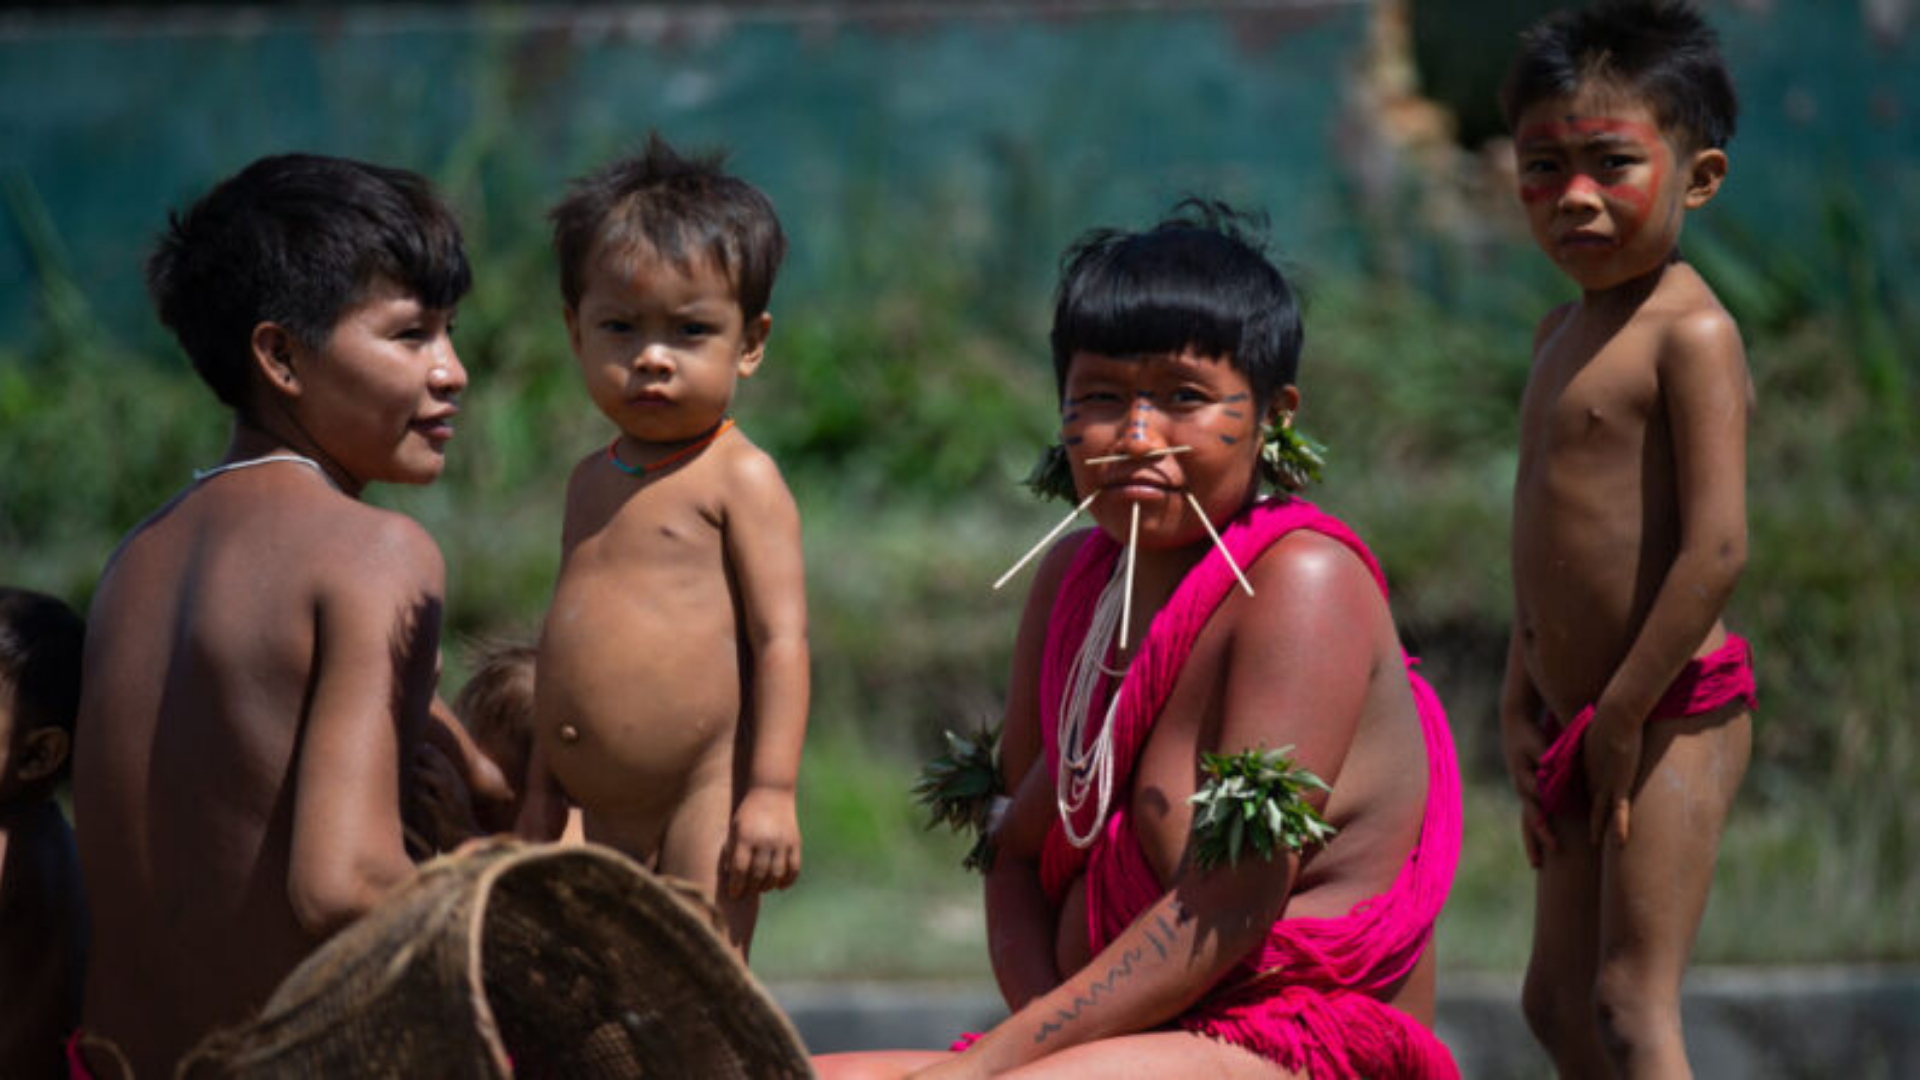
top-left (911, 723), bottom-right (1004, 873)
top-left (1188, 746), bottom-right (1337, 870)
top-left (1022, 443), bottom-right (1078, 504)
top-left (1259, 422), bottom-right (1328, 493)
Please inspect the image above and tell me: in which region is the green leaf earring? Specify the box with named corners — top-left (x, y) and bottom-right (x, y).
top-left (1259, 413), bottom-right (1327, 492)
top-left (1024, 442), bottom-right (1079, 504)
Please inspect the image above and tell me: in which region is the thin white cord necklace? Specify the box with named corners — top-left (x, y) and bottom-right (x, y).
top-left (1056, 553), bottom-right (1130, 848)
top-left (192, 453), bottom-right (334, 488)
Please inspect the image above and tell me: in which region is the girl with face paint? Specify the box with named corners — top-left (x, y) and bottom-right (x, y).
top-left (817, 206), bottom-right (1464, 1080)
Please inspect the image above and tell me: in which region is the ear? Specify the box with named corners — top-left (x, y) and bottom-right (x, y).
top-left (562, 304), bottom-right (583, 356)
top-left (736, 312), bottom-right (772, 378)
top-left (249, 323), bottom-right (303, 398)
top-left (1266, 385), bottom-right (1302, 429)
top-left (15, 726), bottom-right (69, 785)
top-left (1683, 147), bottom-right (1728, 210)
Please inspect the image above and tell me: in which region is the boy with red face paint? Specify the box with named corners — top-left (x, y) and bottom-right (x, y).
top-left (1499, 3), bottom-right (1754, 1077)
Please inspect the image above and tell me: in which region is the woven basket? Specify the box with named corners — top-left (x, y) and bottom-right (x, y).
top-left (178, 841), bottom-right (814, 1078)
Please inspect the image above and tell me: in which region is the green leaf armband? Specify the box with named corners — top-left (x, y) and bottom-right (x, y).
top-left (1188, 745), bottom-right (1337, 870)
top-left (912, 723), bottom-right (1005, 873)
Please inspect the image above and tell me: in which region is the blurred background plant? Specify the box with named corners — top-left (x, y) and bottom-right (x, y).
top-left (1, 0), bottom-right (1914, 979)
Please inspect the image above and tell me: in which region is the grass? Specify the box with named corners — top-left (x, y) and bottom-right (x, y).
top-left (3, 158), bottom-right (1916, 980)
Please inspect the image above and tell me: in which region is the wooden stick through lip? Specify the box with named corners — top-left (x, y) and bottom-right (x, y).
top-left (1119, 502), bottom-right (1140, 649)
top-left (1082, 445), bottom-right (1194, 466)
top-left (993, 492), bottom-right (1099, 591)
top-left (1185, 491), bottom-right (1256, 598)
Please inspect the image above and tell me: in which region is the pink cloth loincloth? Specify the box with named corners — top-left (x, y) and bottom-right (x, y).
top-left (1534, 634), bottom-right (1756, 819)
top-left (1029, 497), bottom-right (1462, 1079)
top-left (66, 1031), bottom-right (95, 1080)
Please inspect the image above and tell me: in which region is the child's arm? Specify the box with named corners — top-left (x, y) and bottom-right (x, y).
top-left (414, 697), bottom-right (516, 839)
top-left (513, 735), bottom-right (574, 842)
top-left (1584, 311), bottom-right (1750, 845)
top-left (1498, 625), bottom-right (1554, 866)
top-left (287, 517), bottom-right (443, 934)
top-left (720, 449), bottom-right (810, 898)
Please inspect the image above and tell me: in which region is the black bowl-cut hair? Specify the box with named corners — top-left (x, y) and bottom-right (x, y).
top-left (1050, 199), bottom-right (1302, 411)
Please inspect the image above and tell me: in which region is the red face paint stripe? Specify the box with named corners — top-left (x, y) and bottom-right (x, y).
top-left (1514, 113), bottom-right (1667, 231)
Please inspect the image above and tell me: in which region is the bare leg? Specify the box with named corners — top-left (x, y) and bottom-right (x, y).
top-left (1525, 812), bottom-right (1610, 1079)
top-left (1000, 1030), bottom-right (1296, 1078)
top-left (814, 1050), bottom-right (953, 1079)
top-left (1594, 707), bottom-right (1750, 1079)
top-left (657, 753), bottom-right (759, 959)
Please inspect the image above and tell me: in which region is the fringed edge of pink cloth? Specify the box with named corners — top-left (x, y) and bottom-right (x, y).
top-left (1535, 633), bottom-right (1756, 818)
top-left (1187, 985), bottom-right (1460, 1080)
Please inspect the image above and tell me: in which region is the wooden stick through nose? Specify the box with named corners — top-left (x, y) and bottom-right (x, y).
top-left (1083, 445), bottom-right (1194, 466)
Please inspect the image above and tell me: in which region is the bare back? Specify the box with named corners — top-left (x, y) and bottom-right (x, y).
top-left (74, 466), bottom-right (438, 1074)
top-left (1511, 261), bottom-right (1750, 718)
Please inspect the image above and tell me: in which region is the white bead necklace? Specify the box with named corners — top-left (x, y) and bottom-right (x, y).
top-left (1056, 555), bottom-right (1131, 848)
top-left (192, 453), bottom-right (334, 488)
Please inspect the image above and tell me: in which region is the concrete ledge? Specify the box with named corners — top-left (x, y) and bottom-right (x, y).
top-left (773, 966), bottom-right (1920, 1076)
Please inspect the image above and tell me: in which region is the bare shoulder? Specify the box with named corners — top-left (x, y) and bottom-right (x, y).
top-left (714, 430), bottom-right (799, 519)
top-left (1532, 301), bottom-right (1578, 355)
top-left (716, 429), bottom-right (790, 491)
top-left (1660, 300), bottom-right (1746, 371)
top-left (1038, 524), bottom-right (1097, 584)
top-left (562, 445), bottom-right (605, 495)
top-left (299, 495), bottom-right (445, 597)
top-left (1243, 528), bottom-right (1383, 611)
top-left (1649, 273), bottom-right (1750, 391)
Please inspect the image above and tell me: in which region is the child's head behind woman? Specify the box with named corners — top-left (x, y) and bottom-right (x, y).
top-left (0, 586), bottom-right (85, 802)
top-left (453, 641), bottom-right (539, 814)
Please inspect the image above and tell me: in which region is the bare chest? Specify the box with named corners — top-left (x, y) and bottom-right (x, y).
top-left (1518, 331), bottom-right (1664, 483)
top-left (562, 471), bottom-right (731, 581)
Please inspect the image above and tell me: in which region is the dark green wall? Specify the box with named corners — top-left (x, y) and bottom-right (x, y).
top-left (1, 1), bottom-right (1914, 347)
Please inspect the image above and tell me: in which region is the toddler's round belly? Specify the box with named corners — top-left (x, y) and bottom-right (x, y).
top-left (538, 609), bottom-right (743, 815)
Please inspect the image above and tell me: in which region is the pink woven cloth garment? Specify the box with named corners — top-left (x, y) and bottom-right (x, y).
top-left (1036, 497), bottom-right (1463, 1080)
top-left (1534, 633), bottom-right (1757, 819)
top-left (66, 1032), bottom-right (95, 1080)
